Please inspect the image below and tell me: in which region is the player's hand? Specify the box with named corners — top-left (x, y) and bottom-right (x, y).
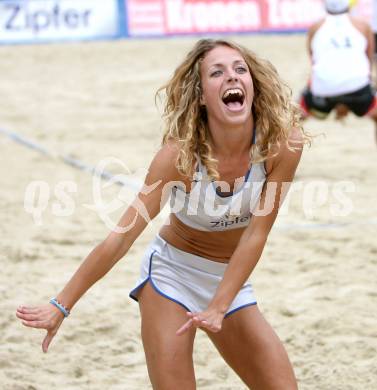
top-left (176, 308), bottom-right (225, 335)
top-left (16, 304), bottom-right (65, 353)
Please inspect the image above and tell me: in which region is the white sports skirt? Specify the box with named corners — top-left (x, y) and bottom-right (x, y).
top-left (129, 235), bottom-right (257, 317)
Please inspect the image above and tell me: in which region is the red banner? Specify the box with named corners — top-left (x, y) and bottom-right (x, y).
top-left (126, 0), bottom-right (373, 36)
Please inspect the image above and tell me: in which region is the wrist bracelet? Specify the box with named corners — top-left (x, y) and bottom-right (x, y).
top-left (49, 298), bottom-right (70, 317)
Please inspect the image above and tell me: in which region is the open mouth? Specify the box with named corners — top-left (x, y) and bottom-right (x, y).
top-left (222, 88), bottom-right (245, 109)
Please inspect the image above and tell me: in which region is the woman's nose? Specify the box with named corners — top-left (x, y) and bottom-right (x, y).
top-left (226, 70), bottom-right (238, 82)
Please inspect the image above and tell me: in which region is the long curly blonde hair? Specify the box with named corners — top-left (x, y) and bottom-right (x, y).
top-left (157, 38), bottom-right (306, 180)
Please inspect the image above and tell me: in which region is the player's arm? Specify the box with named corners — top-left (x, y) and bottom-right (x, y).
top-left (207, 129), bottom-right (303, 318)
top-left (54, 142), bottom-right (181, 311)
top-left (16, 142), bottom-right (181, 351)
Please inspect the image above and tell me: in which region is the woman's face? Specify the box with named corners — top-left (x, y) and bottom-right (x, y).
top-left (199, 45), bottom-right (254, 128)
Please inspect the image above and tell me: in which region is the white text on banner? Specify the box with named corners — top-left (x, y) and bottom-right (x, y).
top-left (125, 0), bottom-right (373, 37)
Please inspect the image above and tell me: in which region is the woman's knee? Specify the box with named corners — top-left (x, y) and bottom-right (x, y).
top-left (143, 336), bottom-right (196, 390)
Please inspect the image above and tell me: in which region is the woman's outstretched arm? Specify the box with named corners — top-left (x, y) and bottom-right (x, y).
top-left (16, 143), bottom-right (181, 352)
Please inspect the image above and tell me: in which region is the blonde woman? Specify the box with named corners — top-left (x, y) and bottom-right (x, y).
top-left (17, 39), bottom-right (305, 389)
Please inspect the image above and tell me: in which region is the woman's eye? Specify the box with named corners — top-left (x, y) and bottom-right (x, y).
top-left (236, 67), bottom-right (247, 74)
top-left (210, 70), bottom-right (222, 77)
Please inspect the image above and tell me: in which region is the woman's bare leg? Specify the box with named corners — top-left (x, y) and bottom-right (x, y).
top-left (138, 282), bottom-right (197, 390)
top-left (205, 305), bottom-right (297, 390)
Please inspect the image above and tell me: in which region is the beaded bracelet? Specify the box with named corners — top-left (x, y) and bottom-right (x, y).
top-left (49, 298), bottom-right (70, 318)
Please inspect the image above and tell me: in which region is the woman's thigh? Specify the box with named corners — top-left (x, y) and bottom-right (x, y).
top-left (138, 282), bottom-right (197, 390)
top-left (205, 305), bottom-right (297, 390)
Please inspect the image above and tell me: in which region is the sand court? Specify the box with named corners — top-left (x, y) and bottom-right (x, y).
top-left (0, 35), bottom-right (376, 389)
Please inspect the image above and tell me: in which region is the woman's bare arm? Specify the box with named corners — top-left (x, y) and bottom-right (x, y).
top-left (16, 142), bottom-right (181, 351)
top-left (54, 145), bottom-right (180, 311)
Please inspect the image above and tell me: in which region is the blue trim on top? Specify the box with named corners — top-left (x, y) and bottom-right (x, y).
top-left (244, 167), bottom-right (251, 182)
top-left (214, 167), bottom-right (251, 198)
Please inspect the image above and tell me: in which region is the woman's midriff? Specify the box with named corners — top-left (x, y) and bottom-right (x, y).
top-left (159, 213), bottom-right (245, 263)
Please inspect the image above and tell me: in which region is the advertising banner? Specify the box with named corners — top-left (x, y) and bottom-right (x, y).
top-left (0, 0), bottom-right (372, 43)
top-left (0, 0), bottom-right (120, 43)
top-left (126, 0), bottom-right (373, 37)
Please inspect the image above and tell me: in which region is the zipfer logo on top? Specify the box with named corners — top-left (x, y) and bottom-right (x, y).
top-left (210, 215), bottom-right (251, 228)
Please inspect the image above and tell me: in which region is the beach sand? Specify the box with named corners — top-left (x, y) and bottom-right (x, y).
top-left (0, 35), bottom-right (376, 390)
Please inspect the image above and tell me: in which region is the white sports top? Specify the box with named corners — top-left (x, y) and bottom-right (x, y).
top-left (170, 138), bottom-right (266, 232)
top-left (310, 14), bottom-right (370, 96)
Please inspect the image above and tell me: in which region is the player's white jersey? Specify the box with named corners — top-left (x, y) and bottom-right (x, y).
top-left (311, 14), bottom-right (370, 96)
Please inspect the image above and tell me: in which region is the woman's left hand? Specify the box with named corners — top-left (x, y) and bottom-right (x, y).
top-left (176, 308), bottom-right (225, 335)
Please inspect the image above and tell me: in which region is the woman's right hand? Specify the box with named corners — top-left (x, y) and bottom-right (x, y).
top-left (16, 303), bottom-right (65, 353)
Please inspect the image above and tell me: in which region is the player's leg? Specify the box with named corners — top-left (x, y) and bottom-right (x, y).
top-left (350, 84), bottom-right (377, 145)
top-left (299, 87), bottom-right (332, 120)
top-left (204, 304), bottom-right (297, 390)
top-left (138, 282), bottom-right (197, 390)
top-left (334, 103), bottom-right (349, 120)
